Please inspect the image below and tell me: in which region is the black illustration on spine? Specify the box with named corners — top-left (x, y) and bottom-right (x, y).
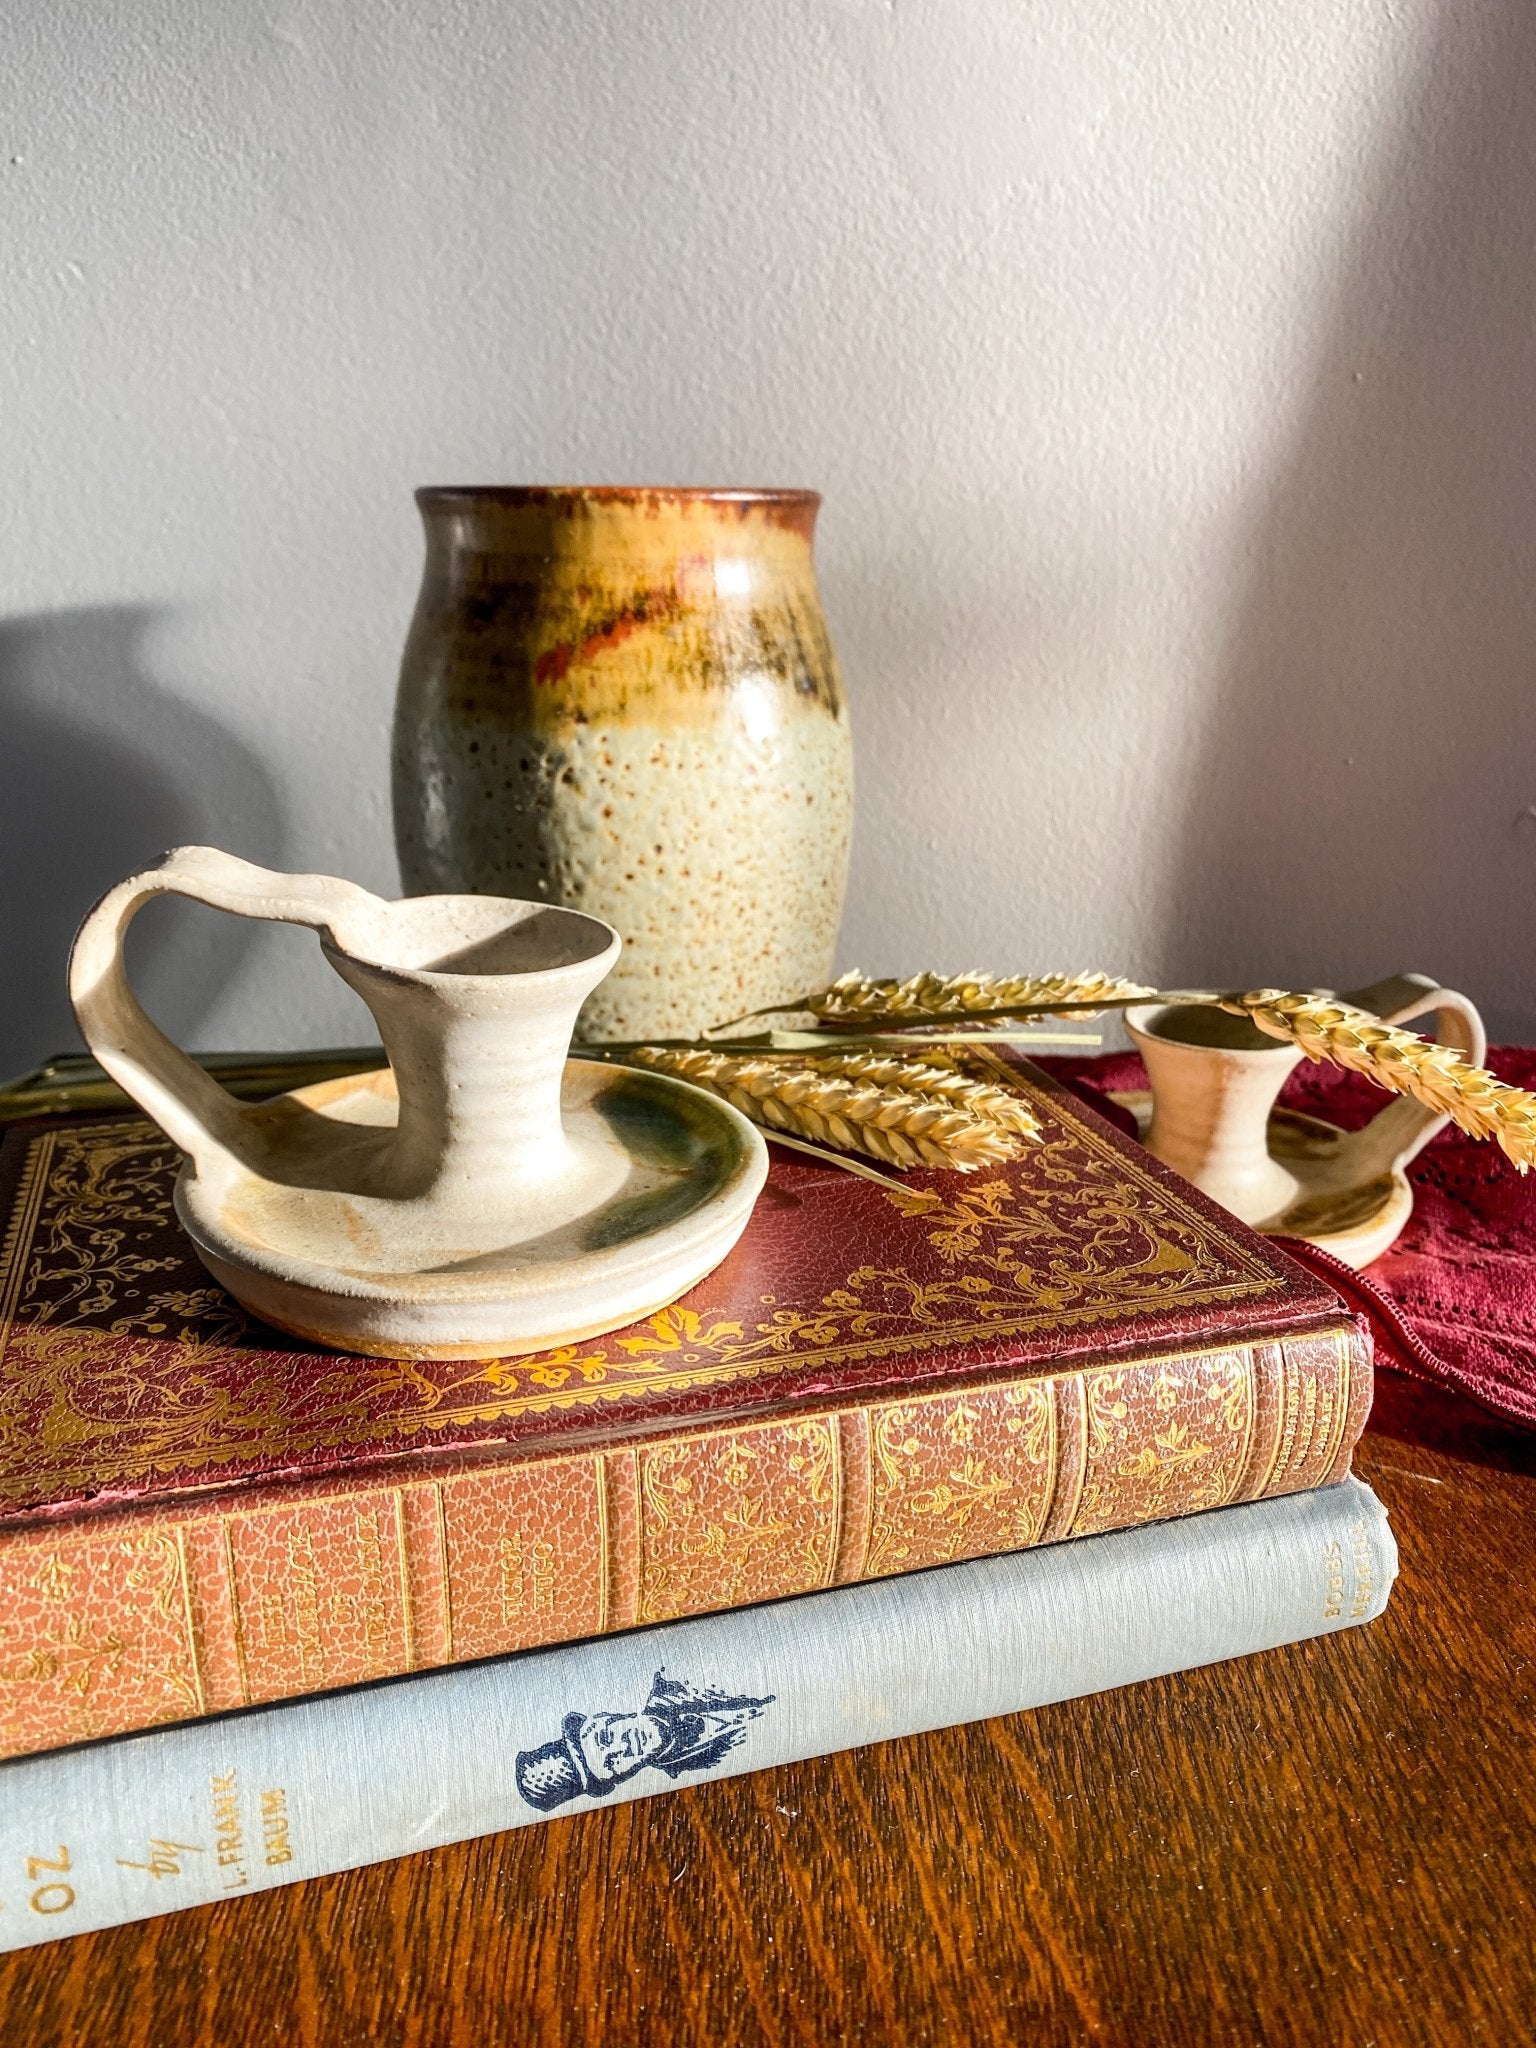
top-left (515, 1669), bottom-right (775, 1812)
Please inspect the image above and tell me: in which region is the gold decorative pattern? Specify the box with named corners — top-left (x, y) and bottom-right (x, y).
top-left (634, 1416), bottom-right (842, 1624)
top-left (219, 1492), bottom-right (414, 1703)
top-left (1069, 1344), bottom-right (1258, 1538)
top-left (0, 1073), bottom-right (1293, 1502)
top-left (0, 1129), bottom-right (52, 1327)
top-left (864, 1378), bottom-right (1057, 1580)
top-left (0, 1526), bottom-right (203, 1750)
top-left (0, 1323), bottom-right (1364, 1759)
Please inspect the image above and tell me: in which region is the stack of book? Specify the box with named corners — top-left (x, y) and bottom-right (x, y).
top-left (0, 1053), bottom-right (1393, 1949)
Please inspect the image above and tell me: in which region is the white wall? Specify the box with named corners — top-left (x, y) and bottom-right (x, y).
top-left (6, 0), bottom-right (1534, 1076)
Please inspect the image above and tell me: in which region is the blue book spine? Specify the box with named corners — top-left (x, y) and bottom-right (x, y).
top-left (0, 1478), bottom-right (1394, 1950)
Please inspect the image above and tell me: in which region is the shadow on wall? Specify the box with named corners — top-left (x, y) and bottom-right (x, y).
top-left (0, 607), bottom-right (286, 1078)
top-left (1172, 0), bottom-right (1536, 1039)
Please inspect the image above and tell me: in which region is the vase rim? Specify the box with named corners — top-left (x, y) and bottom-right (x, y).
top-left (417, 485), bottom-right (820, 507)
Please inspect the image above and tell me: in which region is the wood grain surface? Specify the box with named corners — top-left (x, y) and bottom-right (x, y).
top-left (2, 1370), bottom-right (1531, 2048)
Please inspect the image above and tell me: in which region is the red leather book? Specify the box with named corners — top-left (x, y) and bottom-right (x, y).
top-left (0, 1057), bottom-right (1370, 1760)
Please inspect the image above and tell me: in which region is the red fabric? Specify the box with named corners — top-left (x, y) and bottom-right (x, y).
top-left (1038, 1047), bottom-right (1536, 1432)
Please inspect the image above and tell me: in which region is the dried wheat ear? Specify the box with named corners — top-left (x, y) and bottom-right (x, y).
top-left (809, 970), bottom-right (1155, 1023)
top-left (1223, 991), bottom-right (1536, 1171)
top-left (802, 972), bottom-right (1536, 1174)
top-left (627, 1046), bottom-right (1040, 1172)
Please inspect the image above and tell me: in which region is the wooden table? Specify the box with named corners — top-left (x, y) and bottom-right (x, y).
top-left (3, 1370), bottom-right (1531, 2046)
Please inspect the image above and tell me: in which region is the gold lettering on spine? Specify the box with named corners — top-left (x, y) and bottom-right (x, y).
top-left (497, 1534), bottom-right (524, 1624)
top-left (433, 1483), bottom-right (454, 1661)
top-left (1301, 1375), bottom-right (1322, 1474)
top-left (1263, 1331), bottom-right (1342, 1491)
top-left (209, 1768), bottom-right (248, 1889)
top-left (261, 1786), bottom-right (293, 1865)
top-left (392, 1491), bottom-right (415, 1673)
top-left (282, 1526), bottom-right (324, 1685)
top-left (221, 1520), bottom-right (252, 1707)
top-left (1349, 1516), bottom-right (1376, 1617)
top-left (1322, 1328), bottom-right (1353, 1481)
top-left (1265, 1340), bottom-right (1303, 1493)
top-left (1300, 1368), bottom-right (1329, 1480)
top-left (529, 1538), bottom-right (556, 1614)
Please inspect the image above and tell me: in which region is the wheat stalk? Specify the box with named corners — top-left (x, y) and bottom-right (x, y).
top-left (627, 1045), bottom-right (1036, 1171)
top-left (775, 1047), bottom-right (1042, 1136)
top-left (792, 968), bottom-right (1536, 1174)
top-left (810, 970), bottom-right (1156, 1023)
top-left (1220, 990), bottom-right (1536, 1171)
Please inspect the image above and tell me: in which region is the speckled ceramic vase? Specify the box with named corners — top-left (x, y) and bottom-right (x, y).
top-left (392, 486), bottom-right (853, 1041)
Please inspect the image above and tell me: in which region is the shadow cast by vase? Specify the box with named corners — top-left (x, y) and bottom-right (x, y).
top-left (1171, 0), bottom-right (1536, 1040)
top-left (0, 606), bottom-right (286, 1078)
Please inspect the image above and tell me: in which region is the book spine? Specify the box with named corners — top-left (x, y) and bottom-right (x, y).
top-left (0, 1477), bottom-right (1396, 1952)
top-left (0, 1317), bottom-right (1371, 1760)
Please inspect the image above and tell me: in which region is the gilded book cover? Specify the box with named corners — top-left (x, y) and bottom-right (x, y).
top-left (0, 1058), bottom-right (1370, 1759)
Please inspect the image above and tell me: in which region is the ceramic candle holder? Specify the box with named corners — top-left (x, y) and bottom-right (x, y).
top-left (1123, 975), bottom-right (1485, 1267)
top-left (69, 847), bottom-right (768, 1358)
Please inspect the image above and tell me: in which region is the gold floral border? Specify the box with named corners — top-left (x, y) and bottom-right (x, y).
top-left (0, 1068), bottom-right (1294, 1488)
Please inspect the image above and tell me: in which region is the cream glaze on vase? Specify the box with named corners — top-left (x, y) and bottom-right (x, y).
top-left (392, 487), bottom-right (853, 1042)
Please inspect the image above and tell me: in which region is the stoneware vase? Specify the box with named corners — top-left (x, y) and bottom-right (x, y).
top-left (68, 847), bottom-right (767, 1358)
top-left (1123, 974), bottom-right (1485, 1268)
top-left (392, 485), bottom-right (854, 1042)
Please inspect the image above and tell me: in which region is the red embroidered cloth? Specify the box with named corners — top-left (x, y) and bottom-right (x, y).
top-left (1039, 1048), bottom-right (1536, 1431)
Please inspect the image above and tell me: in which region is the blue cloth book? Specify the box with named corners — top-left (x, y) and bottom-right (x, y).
top-left (0, 1477), bottom-right (1394, 1950)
